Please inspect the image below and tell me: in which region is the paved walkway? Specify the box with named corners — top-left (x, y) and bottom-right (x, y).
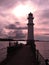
top-left (6, 45), bottom-right (36, 65)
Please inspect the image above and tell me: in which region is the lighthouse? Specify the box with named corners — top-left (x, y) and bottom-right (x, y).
top-left (27, 12), bottom-right (34, 45)
top-left (27, 12), bottom-right (37, 65)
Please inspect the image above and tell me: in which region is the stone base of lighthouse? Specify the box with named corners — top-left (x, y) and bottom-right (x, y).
top-left (27, 40), bottom-right (33, 45)
top-left (27, 40), bottom-right (36, 52)
top-left (27, 40), bottom-right (37, 65)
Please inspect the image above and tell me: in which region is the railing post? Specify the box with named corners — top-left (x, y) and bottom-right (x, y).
top-left (45, 59), bottom-right (49, 65)
top-left (36, 50), bottom-right (39, 61)
top-left (36, 50), bottom-right (40, 65)
top-left (9, 41), bottom-right (11, 47)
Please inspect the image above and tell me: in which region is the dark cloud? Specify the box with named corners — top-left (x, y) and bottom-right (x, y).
top-left (6, 24), bottom-right (17, 29)
top-left (4, 22), bottom-right (27, 39)
top-left (5, 23), bottom-right (27, 30)
top-left (16, 27), bottom-right (27, 30)
top-left (7, 29), bottom-right (26, 40)
top-left (14, 30), bottom-right (26, 39)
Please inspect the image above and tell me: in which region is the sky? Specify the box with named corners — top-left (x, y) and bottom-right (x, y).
top-left (0, 0), bottom-right (49, 40)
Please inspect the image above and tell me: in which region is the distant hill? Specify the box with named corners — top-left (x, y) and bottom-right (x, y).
top-left (0, 38), bottom-right (13, 41)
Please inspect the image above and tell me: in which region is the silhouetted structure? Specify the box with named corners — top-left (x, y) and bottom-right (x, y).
top-left (27, 12), bottom-right (34, 44)
top-left (45, 59), bottom-right (49, 65)
top-left (27, 12), bottom-right (37, 65)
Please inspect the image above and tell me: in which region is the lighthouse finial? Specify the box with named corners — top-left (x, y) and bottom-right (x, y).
top-left (28, 12), bottom-right (34, 19)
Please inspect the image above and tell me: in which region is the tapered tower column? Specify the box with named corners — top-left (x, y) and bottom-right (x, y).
top-left (27, 13), bottom-right (37, 65)
top-left (27, 12), bottom-right (34, 44)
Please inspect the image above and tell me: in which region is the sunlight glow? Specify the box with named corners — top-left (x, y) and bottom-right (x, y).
top-left (12, 3), bottom-right (36, 17)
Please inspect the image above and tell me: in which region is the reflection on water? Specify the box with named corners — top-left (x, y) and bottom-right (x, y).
top-left (0, 41), bottom-right (49, 62)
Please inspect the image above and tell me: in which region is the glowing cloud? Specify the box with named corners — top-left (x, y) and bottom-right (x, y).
top-left (12, 2), bottom-right (37, 18)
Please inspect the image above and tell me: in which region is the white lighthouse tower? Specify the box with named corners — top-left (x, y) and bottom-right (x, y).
top-left (27, 12), bottom-right (34, 44)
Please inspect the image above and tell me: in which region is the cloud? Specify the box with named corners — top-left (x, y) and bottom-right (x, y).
top-left (34, 9), bottom-right (49, 27)
top-left (7, 29), bottom-right (26, 40)
top-left (34, 9), bottom-right (49, 21)
top-left (0, 0), bottom-right (49, 40)
top-left (0, 10), bottom-right (19, 38)
top-left (0, 28), bottom-right (7, 38)
top-left (44, 33), bottom-right (49, 35)
top-left (0, 11), bottom-right (19, 24)
top-left (41, 9), bottom-right (49, 20)
top-left (0, 0), bottom-right (29, 9)
top-left (0, 0), bottom-right (18, 9)
top-left (6, 24), bottom-right (17, 29)
top-left (34, 8), bottom-right (49, 41)
top-left (14, 30), bottom-right (26, 39)
top-left (32, 0), bottom-right (49, 9)
top-left (4, 22), bottom-right (27, 39)
top-left (5, 23), bottom-right (27, 30)
top-left (35, 34), bottom-right (49, 41)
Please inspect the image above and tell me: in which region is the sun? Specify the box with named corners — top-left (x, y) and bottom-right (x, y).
top-left (12, 3), bottom-right (36, 17)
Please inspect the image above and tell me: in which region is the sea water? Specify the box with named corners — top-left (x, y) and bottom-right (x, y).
top-left (0, 41), bottom-right (9, 62)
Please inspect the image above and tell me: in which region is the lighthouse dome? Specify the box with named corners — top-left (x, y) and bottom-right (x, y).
top-left (28, 12), bottom-right (33, 16)
top-left (28, 12), bottom-right (34, 19)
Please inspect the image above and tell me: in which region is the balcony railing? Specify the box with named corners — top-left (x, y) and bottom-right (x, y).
top-left (36, 50), bottom-right (46, 65)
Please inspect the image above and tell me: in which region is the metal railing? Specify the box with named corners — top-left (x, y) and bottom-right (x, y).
top-left (0, 40), bottom-right (49, 65)
top-left (36, 50), bottom-right (46, 65)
